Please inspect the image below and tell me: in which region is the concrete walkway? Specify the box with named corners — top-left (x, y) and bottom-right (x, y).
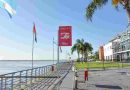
top-left (23, 62), bottom-right (73, 90)
top-left (56, 66), bottom-right (130, 90)
top-left (59, 70), bottom-right (75, 90)
top-left (77, 68), bottom-right (130, 90)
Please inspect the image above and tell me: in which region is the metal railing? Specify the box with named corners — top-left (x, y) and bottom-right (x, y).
top-left (0, 64), bottom-right (56, 90)
top-left (0, 62), bottom-right (73, 90)
top-left (48, 61), bottom-right (73, 90)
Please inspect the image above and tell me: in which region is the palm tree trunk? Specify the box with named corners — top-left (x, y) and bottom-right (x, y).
top-left (86, 50), bottom-right (88, 62)
top-left (86, 53), bottom-right (88, 62)
top-left (77, 51), bottom-right (80, 61)
top-left (82, 52), bottom-right (84, 62)
top-left (83, 51), bottom-right (85, 61)
top-left (84, 53), bottom-right (86, 62)
top-left (126, 8), bottom-right (130, 24)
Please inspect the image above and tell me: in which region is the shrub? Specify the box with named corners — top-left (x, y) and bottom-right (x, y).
top-left (77, 59), bottom-right (80, 62)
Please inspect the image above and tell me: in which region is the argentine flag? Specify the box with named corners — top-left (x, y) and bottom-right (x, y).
top-left (0, 0), bottom-right (16, 18)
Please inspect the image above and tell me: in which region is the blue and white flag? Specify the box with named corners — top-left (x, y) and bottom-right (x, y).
top-left (0, 0), bottom-right (16, 18)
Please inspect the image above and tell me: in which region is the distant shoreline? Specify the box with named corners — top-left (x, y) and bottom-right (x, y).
top-left (0, 60), bottom-right (65, 61)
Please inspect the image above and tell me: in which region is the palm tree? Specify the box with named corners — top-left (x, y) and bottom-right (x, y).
top-left (86, 0), bottom-right (130, 24)
top-left (83, 42), bottom-right (93, 62)
top-left (79, 39), bottom-right (85, 60)
top-left (71, 39), bottom-right (81, 60)
top-left (71, 39), bottom-right (93, 62)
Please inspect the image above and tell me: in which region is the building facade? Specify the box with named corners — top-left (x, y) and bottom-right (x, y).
top-left (99, 30), bottom-right (130, 62)
top-left (103, 42), bottom-right (113, 61)
top-left (112, 30), bottom-right (130, 62)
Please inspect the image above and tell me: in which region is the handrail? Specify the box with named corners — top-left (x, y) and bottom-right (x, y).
top-left (48, 72), bottom-right (69, 90)
top-left (0, 62), bottom-right (70, 90)
top-left (0, 76), bottom-right (59, 78)
top-left (48, 62), bottom-right (73, 90)
top-left (0, 64), bottom-right (56, 90)
top-left (0, 64), bottom-right (54, 76)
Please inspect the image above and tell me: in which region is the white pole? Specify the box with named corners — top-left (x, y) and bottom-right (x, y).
top-left (32, 31), bottom-right (34, 69)
top-left (31, 27), bottom-right (35, 89)
top-left (53, 37), bottom-right (54, 65)
top-left (57, 29), bottom-right (60, 90)
top-left (57, 31), bottom-right (59, 77)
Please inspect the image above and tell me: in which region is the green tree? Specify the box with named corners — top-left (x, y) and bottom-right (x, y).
top-left (94, 51), bottom-right (99, 59)
top-left (71, 39), bottom-right (81, 60)
top-left (71, 39), bottom-right (93, 62)
top-left (86, 0), bottom-right (130, 24)
top-left (83, 42), bottom-right (93, 62)
top-left (79, 39), bottom-right (85, 60)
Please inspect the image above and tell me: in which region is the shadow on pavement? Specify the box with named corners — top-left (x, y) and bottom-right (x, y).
top-left (117, 72), bottom-right (127, 75)
top-left (95, 85), bottom-right (122, 89)
top-left (88, 69), bottom-right (104, 72)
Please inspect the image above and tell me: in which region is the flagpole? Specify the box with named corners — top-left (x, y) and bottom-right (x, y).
top-left (53, 37), bottom-right (54, 65)
top-left (32, 28), bottom-right (35, 69)
top-left (57, 30), bottom-right (60, 78)
top-left (66, 51), bottom-right (67, 60)
top-left (57, 29), bottom-right (60, 90)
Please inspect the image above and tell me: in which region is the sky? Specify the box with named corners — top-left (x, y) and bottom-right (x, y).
top-left (0, 0), bottom-right (129, 60)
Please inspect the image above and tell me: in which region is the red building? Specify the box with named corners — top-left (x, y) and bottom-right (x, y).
top-left (99, 46), bottom-right (104, 60)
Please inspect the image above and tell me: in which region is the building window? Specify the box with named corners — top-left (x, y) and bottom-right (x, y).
top-left (108, 56), bottom-right (109, 60)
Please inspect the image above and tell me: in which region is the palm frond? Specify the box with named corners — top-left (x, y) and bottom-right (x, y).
top-left (71, 44), bottom-right (76, 54)
top-left (86, 0), bottom-right (108, 21)
top-left (112, 0), bottom-right (119, 6)
top-left (76, 39), bottom-right (81, 43)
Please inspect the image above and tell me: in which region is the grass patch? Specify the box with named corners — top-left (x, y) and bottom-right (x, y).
top-left (74, 61), bottom-right (130, 70)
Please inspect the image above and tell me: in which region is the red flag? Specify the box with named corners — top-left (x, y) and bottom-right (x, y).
top-left (33, 23), bottom-right (37, 43)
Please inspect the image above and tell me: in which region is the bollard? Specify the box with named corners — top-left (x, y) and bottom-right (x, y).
top-left (84, 69), bottom-right (88, 81)
top-left (51, 65), bottom-right (54, 72)
top-left (75, 70), bottom-right (78, 89)
top-left (72, 66), bottom-right (75, 72)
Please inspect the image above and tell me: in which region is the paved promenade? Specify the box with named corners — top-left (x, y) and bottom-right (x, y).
top-left (25, 62), bottom-right (72, 90)
top-left (59, 70), bottom-right (75, 90)
top-left (76, 68), bottom-right (130, 90)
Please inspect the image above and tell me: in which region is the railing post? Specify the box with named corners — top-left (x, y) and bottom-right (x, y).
top-left (39, 67), bottom-right (41, 80)
top-left (39, 67), bottom-right (40, 76)
top-left (43, 67), bottom-right (45, 76)
top-left (35, 69), bottom-right (37, 81)
top-left (31, 69), bottom-right (33, 84)
top-left (1, 78), bottom-right (3, 90)
top-left (11, 73), bottom-right (14, 90)
top-left (5, 77), bottom-right (6, 90)
top-left (19, 71), bottom-right (22, 89)
top-left (46, 66), bottom-right (47, 76)
top-left (41, 67), bottom-right (43, 75)
top-left (26, 70), bottom-right (28, 84)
